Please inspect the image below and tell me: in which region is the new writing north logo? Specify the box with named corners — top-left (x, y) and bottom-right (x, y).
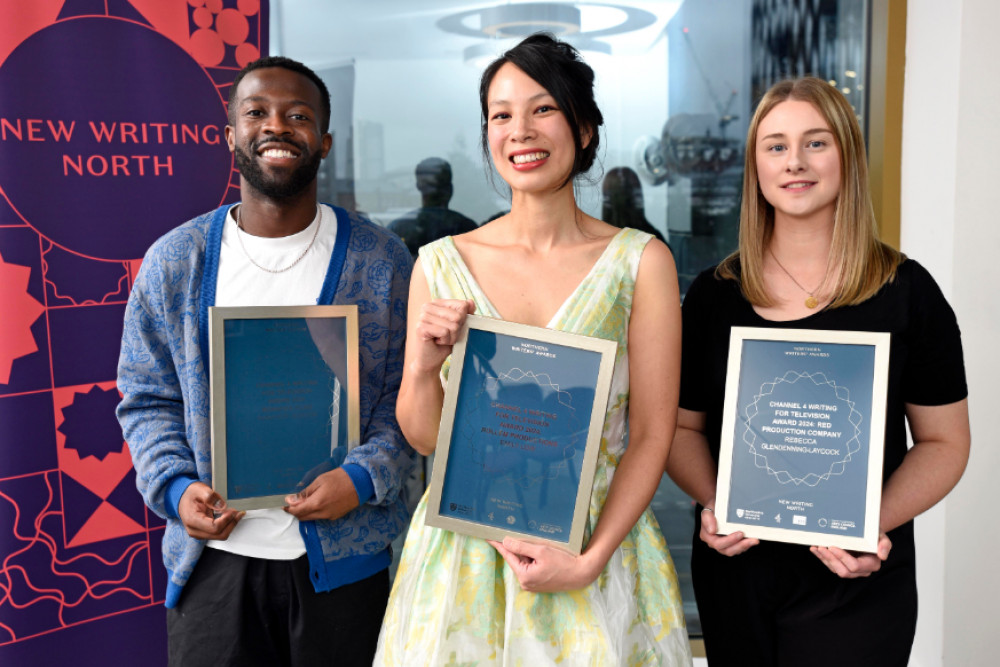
top-left (1, 117), bottom-right (225, 177)
top-left (0, 15), bottom-right (235, 260)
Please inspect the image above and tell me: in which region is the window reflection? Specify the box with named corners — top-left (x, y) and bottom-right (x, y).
top-left (273, 0), bottom-right (871, 640)
top-left (388, 158), bottom-right (479, 257)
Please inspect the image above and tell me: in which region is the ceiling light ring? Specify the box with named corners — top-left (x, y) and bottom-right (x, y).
top-left (481, 3), bottom-right (581, 37)
top-left (437, 2), bottom-right (658, 41)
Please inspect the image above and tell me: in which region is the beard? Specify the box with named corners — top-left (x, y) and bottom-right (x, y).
top-left (234, 138), bottom-right (323, 200)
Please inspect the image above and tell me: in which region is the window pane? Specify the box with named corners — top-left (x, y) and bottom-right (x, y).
top-left (272, 0), bottom-right (870, 639)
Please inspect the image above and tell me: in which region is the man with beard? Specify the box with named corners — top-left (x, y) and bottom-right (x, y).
top-left (117, 57), bottom-right (415, 667)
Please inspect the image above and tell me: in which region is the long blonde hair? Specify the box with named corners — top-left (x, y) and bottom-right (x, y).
top-left (717, 77), bottom-right (903, 308)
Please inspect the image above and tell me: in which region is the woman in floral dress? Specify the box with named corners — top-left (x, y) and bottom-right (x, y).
top-left (376, 34), bottom-right (692, 666)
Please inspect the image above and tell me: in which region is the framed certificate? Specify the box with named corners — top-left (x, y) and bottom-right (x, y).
top-left (425, 315), bottom-right (618, 554)
top-left (715, 327), bottom-right (890, 552)
top-left (209, 305), bottom-right (360, 511)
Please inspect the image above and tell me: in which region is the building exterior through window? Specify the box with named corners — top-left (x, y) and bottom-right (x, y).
top-left (271, 0), bottom-right (872, 639)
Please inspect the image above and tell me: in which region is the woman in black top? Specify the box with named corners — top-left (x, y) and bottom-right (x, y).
top-left (666, 78), bottom-right (970, 666)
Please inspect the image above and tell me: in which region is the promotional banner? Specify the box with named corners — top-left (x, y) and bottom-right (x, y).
top-left (0, 1), bottom-right (267, 663)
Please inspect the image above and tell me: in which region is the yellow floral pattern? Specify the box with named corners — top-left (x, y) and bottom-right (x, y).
top-left (375, 230), bottom-right (691, 666)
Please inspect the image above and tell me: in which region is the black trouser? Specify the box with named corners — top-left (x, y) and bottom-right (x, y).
top-left (167, 548), bottom-right (389, 667)
top-left (692, 520), bottom-right (917, 667)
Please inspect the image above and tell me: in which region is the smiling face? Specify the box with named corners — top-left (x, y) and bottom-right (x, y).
top-left (225, 67), bottom-right (332, 200)
top-left (755, 99), bottom-right (841, 225)
top-left (486, 63), bottom-right (589, 194)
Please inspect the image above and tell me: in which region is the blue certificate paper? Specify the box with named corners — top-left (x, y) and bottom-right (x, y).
top-left (715, 327), bottom-right (889, 552)
top-left (425, 315), bottom-right (617, 554)
top-left (209, 306), bottom-right (360, 510)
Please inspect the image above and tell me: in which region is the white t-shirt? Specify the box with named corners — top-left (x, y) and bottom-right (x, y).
top-left (207, 203), bottom-right (337, 560)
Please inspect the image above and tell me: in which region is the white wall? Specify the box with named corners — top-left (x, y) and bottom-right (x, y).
top-left (902, 1), bottom-right (1000, 664)
top-left (942, 0), bottom-right (1000, 662)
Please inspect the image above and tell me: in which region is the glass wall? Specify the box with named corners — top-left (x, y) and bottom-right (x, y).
top-left (271, 0), bottom-right (871, 639)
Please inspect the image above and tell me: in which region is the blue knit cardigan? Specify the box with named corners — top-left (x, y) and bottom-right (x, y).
top-left (117, 204), bottom-right (416, 607)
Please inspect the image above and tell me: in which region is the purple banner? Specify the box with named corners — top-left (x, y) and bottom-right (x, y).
top-left (0, 1), bottom-right (267, 663)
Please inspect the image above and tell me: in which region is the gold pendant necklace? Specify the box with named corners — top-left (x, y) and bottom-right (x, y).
top-left (769, 250), bottom-right (828, 309)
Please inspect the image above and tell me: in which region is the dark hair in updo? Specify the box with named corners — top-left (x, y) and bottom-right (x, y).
top-left (479, 33), bottom-right (604, 189)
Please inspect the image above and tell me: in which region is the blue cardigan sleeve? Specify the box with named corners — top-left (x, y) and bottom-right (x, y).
top-left (341, 227), bottom-right (417, 506)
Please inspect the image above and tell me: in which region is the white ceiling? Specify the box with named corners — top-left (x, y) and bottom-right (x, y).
top-left (271, 0), bottom-right (683, 68)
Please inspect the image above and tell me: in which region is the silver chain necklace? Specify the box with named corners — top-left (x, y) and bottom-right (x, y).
top-left (769, 249), bottom-right (829, 309)
top-left (235, 204), bottom-right (321, 274)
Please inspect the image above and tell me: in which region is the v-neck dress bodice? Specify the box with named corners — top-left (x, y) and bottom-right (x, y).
top-left (375, 229), bottom-right (692, 666)
top-left (429, 230), bottom-right (624, 329)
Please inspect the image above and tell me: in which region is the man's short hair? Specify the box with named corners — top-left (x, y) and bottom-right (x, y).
top-left (415, 157), bottom-right (453, 197)
top-left (227, 56), bottom-right (331, 133)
